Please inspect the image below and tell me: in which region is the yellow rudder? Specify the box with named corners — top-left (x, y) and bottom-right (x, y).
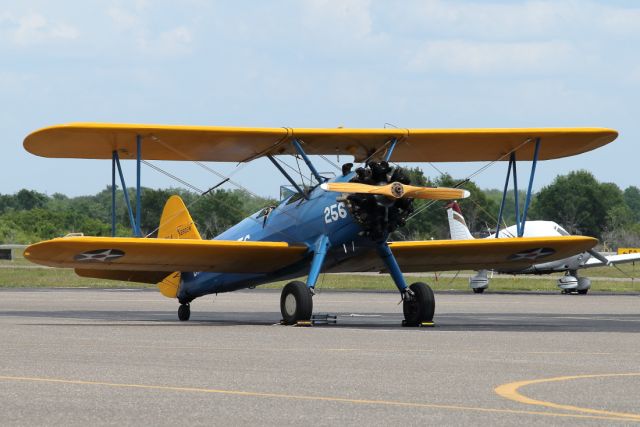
top-left (156, 195), bottom-right (201, 298)
top-left (158, 195), bottom-right (202, 240)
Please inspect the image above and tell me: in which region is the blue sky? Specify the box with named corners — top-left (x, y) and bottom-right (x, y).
top-left (1, 0), bottom-right (638, 199)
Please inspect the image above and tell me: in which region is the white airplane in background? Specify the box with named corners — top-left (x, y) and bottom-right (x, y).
top-left (446, 201), bottom-right (640, 294)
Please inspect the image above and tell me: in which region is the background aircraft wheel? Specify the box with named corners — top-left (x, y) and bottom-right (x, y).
top-left (403, 282), bottom-right (435, 326)
top-left (472, 288), bottom-right (485, 294)
top-left (577, 289), bottom-right (589, 295)
top-left (280, 281), bottom-right (313, 325)
top-left (178, 303), bottom-right (190, 321)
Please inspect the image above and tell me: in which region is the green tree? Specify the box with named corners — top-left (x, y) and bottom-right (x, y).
top-left (15, 189), bottom-right (48, 211)
top-left (531, 170), bottom-right (626, 238)
top-left (624, 186), bottom-right (640, 223)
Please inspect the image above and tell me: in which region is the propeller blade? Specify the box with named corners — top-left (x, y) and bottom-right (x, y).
top-left (320, 182), bottom-right (470, 200)
top-left (402, 185), bottom-right (470, 200)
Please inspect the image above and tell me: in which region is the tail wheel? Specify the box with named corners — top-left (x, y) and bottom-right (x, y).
top-left (472, 288), bottom-right (485, 294)
top-left (280, 281), bottom-right (313, 325)
top-left (403, 282), bottom-right (435, 326)
top-left (178, 303), bottom-right (190, 321)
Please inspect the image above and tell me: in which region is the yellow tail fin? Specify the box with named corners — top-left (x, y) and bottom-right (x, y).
top-left (157, 195), bottom-right (200, 298)
top-left (158, 195), bottom-right (201, 240)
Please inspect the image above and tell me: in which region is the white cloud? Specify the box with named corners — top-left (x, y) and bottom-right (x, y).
top-left (107, 7), bottom-right (138, 30)
top-left (11, 13), bottom-right (79, 45)
top-left (408, 39), bottom-right (576, 75)
top-left (390, 0), bottom-right (640, 42)
top-left (159, 26), bottom-right (192, 47)
top-left (303, 0), bottom-right (373, 39)
top-left (105, 6), bottom-right (193, 56)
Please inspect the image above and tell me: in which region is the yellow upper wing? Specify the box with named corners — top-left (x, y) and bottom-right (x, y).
top-left (328, 236), bottom-right (598, 273)
top-left (24, 236), bottom-right (308, 273)
top-left (24, 123), bottom-right (617, 163)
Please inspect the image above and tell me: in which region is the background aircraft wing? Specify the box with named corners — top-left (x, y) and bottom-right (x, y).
top-left (582, 252), bottom-right (640, 268)
top-left (24, 236), bottom-right (308, 274)
top-left (328, 236), bottom-right (597, 273)
top-left (25, 123), bottom-right (617, 163)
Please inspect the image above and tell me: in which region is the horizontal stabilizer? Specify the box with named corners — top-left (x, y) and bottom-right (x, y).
top-left (583, 252), bottom-right (640, 268)
top-left (75, 269), bottom-right (167, 283)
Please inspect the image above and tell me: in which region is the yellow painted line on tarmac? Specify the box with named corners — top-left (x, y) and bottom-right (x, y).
top-left (0, 375), bottom-right (638, 422)
top-left (495, 373), bottom-right (640, 421)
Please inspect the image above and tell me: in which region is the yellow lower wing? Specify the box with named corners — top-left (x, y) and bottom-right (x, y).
top-left (328, 236), bottom-right (597, 273)
top-left (25, 236), bottom-right (308, 273)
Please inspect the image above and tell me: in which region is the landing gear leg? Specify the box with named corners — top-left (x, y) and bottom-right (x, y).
top-left (178, 303), bottom-right (190, 321)
top-left (377, 242), bottom-right (435, 326)
top-left (280, 235), bottom-right (329, 326)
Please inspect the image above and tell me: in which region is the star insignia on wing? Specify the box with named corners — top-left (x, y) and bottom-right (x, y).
top-left (508, 247), bottom-right (555, 261)
top-left (74, 249), bottom-right (125, 262)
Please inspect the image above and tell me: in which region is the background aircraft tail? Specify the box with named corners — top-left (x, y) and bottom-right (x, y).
top-left (446, 201), bottom-right (474, 240)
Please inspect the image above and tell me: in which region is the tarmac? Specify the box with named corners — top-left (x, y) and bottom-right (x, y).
top-left (1, 288), bottom-right (639, 426)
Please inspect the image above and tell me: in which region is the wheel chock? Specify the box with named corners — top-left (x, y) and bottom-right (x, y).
top-left (401, 320), bottom-right (435, 327)
top-left (295, 320), bottom-right (312, 327)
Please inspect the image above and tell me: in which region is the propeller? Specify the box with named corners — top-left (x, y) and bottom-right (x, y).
top-left (320, 181), bottom-right (470, 200)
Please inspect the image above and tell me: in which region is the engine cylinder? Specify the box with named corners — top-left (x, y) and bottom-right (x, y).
top-left (344, 161), bottom-right (414, 241)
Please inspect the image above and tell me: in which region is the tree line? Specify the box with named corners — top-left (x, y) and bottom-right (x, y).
top-left (0, 169), bottom-right (638, 249)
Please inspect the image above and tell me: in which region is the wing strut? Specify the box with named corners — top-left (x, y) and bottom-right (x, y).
top-left (383, 138), bottom-right (398, 162)
top-left (520, 137), bottom-right (541, 236)
top-left (267, 155), bottom-right (307, 199)
top-left (113, 149), bottom-right (139, 236)
top-left (110, 134), bottom-right (144, 237)
top-left (494, 137), bottom-right (541, 238)
top-left (292, 138), bottom-right (326, 184)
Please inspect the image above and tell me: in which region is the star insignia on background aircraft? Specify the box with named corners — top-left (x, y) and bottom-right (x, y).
top-left (22, 123), bottom-right (617, 326)
top-left (508, 247), bottom-right (556, 261)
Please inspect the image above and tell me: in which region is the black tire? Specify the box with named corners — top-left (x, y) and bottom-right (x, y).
top-left (472, 288), bottom-right (485, 294)
top-left (178, 303), bottom-right (190, 321)
top-left (577, 289), bottom-right (589, 295)
top-left (280, 281), bottom-right (313, 325)
top-left (403, 282), bottom-right (435, 326)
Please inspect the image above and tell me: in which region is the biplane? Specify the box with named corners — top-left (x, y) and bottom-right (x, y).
top-left (22, 124), bottom-right (617, 326)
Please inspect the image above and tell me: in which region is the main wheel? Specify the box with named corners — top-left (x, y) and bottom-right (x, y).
top-left (403, 282), bottom-right (435, 326)
top-left (577, 289), bottom-right (589, 295)
top-left (472, 288), bottom-right (485, 294)
top-left (280, 281), bottom-right (313, 325)
top-left (178, 303), bottom-right (190, 321)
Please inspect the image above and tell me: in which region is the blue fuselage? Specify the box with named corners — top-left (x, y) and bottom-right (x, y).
top-left (178, 172), bottom-right (371, 301)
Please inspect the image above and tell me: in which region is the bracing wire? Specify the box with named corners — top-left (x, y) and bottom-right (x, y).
top-left (406, 138), bottom-right (534, 223)
top-left (140, 159), bottom-right (299, 242)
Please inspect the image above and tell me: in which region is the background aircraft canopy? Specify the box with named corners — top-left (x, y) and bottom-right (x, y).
top-left (24, 123), bottom-right (618, 163)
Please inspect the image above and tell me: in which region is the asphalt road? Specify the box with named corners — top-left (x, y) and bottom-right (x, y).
top-left (1, 288), bottom-right (639, 426)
